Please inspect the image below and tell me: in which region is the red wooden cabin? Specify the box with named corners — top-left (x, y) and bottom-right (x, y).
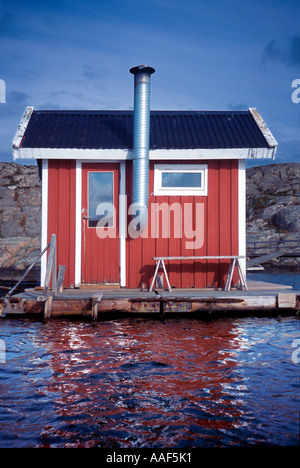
top-left (12, 66), bottom-right (277, 290)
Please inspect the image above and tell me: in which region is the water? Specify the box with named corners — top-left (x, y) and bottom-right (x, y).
top-left (247, 268), bottom-right (300, 291)
top-left (0, 314), bottom-right (299, 448)
top-left (0, 270), bottom-right (299, 448)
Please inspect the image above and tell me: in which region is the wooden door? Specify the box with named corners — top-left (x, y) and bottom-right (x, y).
top-left (81, 163), bottom-right (120, 285)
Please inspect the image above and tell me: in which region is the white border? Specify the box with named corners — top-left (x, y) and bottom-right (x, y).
top-left (75, 160), bottom-right (82, 287)
top-left (154, 164), bottom-right (208, 196)
top-left (40, 159), bottom-right (48, 286)
top-left (238, 159), bottom-right (246, 276)
top-left (74, 160), bottom-right (126, 287)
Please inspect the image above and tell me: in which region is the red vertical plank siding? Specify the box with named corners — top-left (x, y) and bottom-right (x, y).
top-left (47, 159), bottom-right (76, 288)
top-left (141, 163), bottom-right (156, 288)
top-left (47, 157), bottom-right (239, 290)
top-left (194, 194), bottom-right (207, 288)
top-left (69, 164), bottom-right (76, 287)
top-left (206, 161), bottom-right (220, 287)
top-left (58, 162), bottom-right (70, 280)
top-left (230, 160), bottom-right (239, 256)
top-left (154, 194), bottom-right (171, 287)
top-left (219, 160), bottom-right (232, 287)
top-left (126, 161), bottom-right (141, 288)
top-left (126, 159), bottom-right (240, 289)
top-left (230, 160), bottom-right (240, 285)
top-left (168, 194), bottom-right (182, 288)
top-left (181, 194), bottom-right (194, 288)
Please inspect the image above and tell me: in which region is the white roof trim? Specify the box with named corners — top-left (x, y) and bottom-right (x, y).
top-left (249, 108), bottom-right (278, 148)
top-left (12, 106), bottom-right (34, 149)
top-left (13, 147), bottom-right (131, 161)
top-left (13, 147), bottom-right (276, 161)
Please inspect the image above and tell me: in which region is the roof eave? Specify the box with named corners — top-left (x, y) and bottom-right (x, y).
top-left (248, 108), bottom-right (278, 148)
top-left (12, 106), bottom-right (34, 153)
top-left (13, 146), bottom-right (277, 161)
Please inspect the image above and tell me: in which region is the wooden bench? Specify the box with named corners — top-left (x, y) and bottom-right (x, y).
top-left (149, 256), bottom-right (247, 292)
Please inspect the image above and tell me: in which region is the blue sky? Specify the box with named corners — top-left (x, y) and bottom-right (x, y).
top-left (0, 0), bottom-right (299, 167)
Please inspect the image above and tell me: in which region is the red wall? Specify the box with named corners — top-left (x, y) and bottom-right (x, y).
top-left (46, 159), bottom-right (239, 289)
top-left (47, 159), bottom-right (76, 288)
top-left (126, 160), bottom-right (239, 289)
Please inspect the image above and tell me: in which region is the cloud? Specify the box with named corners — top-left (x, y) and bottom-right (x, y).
top-left (7, 90), bottom-right (29, 105)
top-left (227, 102), bottom-right (249, 111)
top-left (82, 64), bottom-right (107, 81)
top-left (261, 35), bottom-right (300, 68)
top-left (272, 123), bottom-right (300, 144)
top-left (7, 91), bottom-right (30, 112)
top-left (0, 9), bottom-right (19, 39)
top-left (289, 36), bottom-right (300, 66)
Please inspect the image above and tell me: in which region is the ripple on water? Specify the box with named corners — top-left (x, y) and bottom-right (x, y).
top-left (0, 316), bottom-right (299, 447)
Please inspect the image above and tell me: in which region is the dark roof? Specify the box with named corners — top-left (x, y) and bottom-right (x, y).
top-left (20, 109), bottom-right (272, 150)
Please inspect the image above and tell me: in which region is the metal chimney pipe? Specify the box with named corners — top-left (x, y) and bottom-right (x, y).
top-left (130, 65), bottom-right (155, 233)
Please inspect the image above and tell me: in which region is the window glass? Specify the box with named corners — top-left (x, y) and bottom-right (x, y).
top-left (162, 172), bottom-right (201, 188)
top-left (154, 164), bottom-right (207, 196)
top-left (88, 172), bottom-right (114, 227)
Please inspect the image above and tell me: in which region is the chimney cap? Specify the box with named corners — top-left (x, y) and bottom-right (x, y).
top-left (130, 65), bottom-right (155, 75)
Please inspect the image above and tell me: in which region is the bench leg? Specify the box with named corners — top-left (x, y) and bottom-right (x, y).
top-left (149, 260), bottom-right (162, 292)
top-left (236, 259), bottom-right (248, 291)
top-left (160, 260), bottom-right (172, 292)
top-left (224, 258), bottom-right (248, 291)
top-left (149, 260), bottom-right (172, 292)
top-left (224, 259), bottom-right (236, 291)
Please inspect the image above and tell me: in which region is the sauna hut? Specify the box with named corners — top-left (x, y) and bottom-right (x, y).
top-left (12, 66), bottom-right (277, 290)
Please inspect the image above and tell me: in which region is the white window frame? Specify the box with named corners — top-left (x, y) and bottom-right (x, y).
top-left (154, 164), bottom-right (208, 196)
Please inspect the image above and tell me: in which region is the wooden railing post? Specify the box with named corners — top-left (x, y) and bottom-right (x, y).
top-left (57, 265), bottom-right (66, 292)
top-left (52, 235), bottom-right (57, 293)
top-left (43, 234), bottom-right (57, 296)
top-left (6, 233), bottom-right (66, 320)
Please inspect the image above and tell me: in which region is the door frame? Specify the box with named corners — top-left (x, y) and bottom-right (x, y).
top-left (74, 160), bottom-right (126, 287)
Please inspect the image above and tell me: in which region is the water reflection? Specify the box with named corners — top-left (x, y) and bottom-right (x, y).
top-left (0, 317), bottom-right (299, 447)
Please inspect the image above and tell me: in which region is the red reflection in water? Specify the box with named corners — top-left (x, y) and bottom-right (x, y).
top-left (34, 319), bottom-right (247, 447)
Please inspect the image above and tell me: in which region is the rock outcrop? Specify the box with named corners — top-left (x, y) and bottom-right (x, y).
top-left (246, 163), bottom-right (299, 269)
top-left (247, 163), bottom-right (299, 232)
top-left (0, 162), bottom-right (41, 279)
top-left (0, 236), bottom-right (41, 281)
top-left (0, 162), bottom-right (41, 238)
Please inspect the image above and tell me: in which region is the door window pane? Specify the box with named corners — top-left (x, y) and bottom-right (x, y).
top-left (88, 172), bottom-right (114, 227)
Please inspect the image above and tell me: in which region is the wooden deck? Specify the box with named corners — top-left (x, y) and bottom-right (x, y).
top-left (0, 280), bottom-right (299, 319)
